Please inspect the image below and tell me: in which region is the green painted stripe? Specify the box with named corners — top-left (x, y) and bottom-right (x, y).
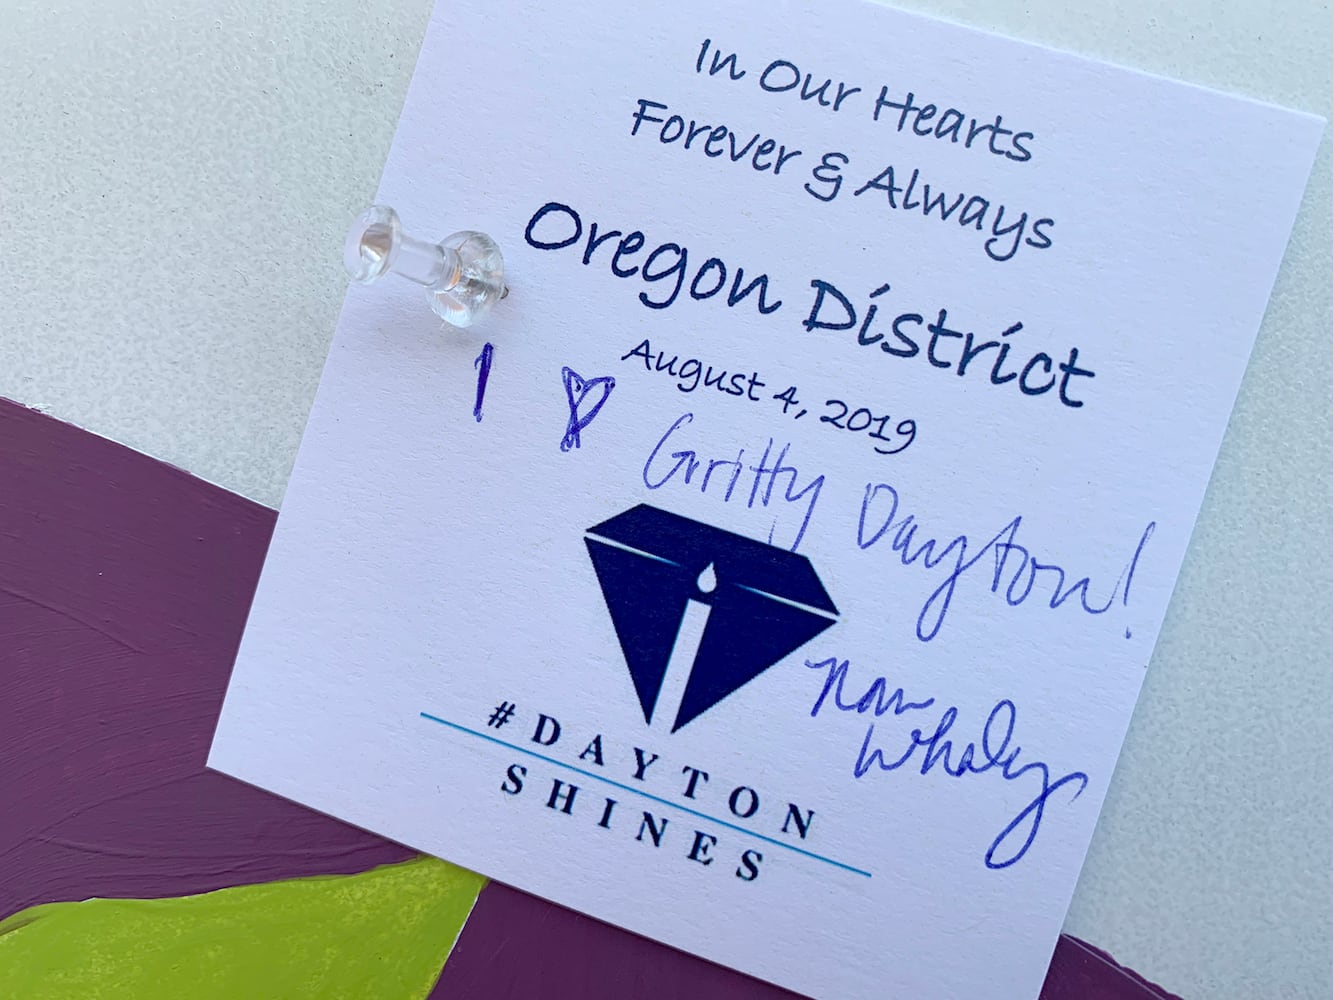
top-left (0, 856), bottom-right (486, 999)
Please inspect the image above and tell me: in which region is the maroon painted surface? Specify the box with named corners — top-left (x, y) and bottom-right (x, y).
top-left (1042, 935), bottom-right (1182, 999)
top-left (0, 398), bottom-right (413, 922)
top-left (440, 882), bottom-right (1181, 999)
top-left (0, 397), bottom-right (1180, 999)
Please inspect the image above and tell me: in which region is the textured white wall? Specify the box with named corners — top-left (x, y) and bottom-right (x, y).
top-left (2, 1), bottom-right (1329, 996)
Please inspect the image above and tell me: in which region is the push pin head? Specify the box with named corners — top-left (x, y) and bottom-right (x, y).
top-left (344, 205), bottom-right (507, 328)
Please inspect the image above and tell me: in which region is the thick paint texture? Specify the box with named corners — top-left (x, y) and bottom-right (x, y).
top-left (0, 398), bottom-right (1175, 999)
top-left (0, 398), bottom-right (415, 921)
top-left (1041, 936), bottom-right (1184, 999)
top-left (446, 884), bottom-right (1181, 999)
top-left (0, 856), bottom-right (483, 999)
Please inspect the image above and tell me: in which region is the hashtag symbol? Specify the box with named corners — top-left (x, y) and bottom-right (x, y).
top-left (488, 701), bottom-right (517, 728)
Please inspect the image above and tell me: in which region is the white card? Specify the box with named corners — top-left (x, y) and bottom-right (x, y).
top-left (209, 1), bottom-right (1322, 996)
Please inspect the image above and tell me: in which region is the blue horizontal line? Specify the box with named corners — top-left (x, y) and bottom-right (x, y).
top-left (420, 711), bottom-right (872, 878)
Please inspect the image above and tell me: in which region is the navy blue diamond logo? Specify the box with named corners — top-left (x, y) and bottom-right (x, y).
top-left (585, 505), bottom-right (839, 732)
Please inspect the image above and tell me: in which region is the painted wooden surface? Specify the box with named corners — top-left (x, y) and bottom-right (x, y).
top-left (3, 3), bottom-right (1331, 993)
top-left (0, 397), bottom-right (1176, 998)
top-left (0, 859), bottom-right (483, 999)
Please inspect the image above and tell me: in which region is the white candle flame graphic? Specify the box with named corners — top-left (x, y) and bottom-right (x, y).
top-left (655, 564), bottom-right (717, 730)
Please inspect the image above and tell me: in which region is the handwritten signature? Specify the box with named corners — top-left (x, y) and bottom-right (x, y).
top-left (858, 482), bottom-right (1156, 642)
top-left (808, 656), bottom-right (1088, 869)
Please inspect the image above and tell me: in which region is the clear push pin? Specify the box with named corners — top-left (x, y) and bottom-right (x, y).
top-left (343, 205), bottom-right (507, 328)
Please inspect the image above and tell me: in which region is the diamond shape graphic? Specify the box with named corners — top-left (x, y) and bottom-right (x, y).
top-left (585, 504), bottom-right (839, 732)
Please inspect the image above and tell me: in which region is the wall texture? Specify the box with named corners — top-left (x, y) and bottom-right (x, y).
top-left (2, 1), bottom-right (1330, 995)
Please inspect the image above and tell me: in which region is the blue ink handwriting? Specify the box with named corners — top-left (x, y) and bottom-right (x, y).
top-left (857, 481), bottom-right (1155, 641)
top-left (561, 367), bottom-right (616, 452)
top-left (808, 656), bottom-right (1088, 869)
top-left (473, 342), bottom-right (495, 422)
top-left (641, 412), bottom-right (824, 552)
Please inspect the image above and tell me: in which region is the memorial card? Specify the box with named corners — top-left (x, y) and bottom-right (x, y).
top-left (210, 1), bottom-right (1323, 995)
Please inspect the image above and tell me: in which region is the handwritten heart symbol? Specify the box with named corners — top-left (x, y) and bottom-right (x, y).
top-left (561, 367), bottom-right (616, 452)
